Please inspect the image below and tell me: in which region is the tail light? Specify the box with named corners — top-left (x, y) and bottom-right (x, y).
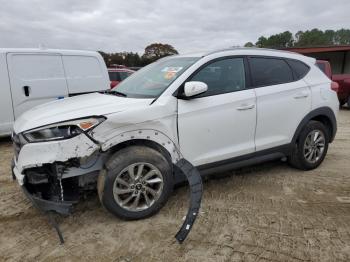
top-left (331, 81), bottom-right (339, 92)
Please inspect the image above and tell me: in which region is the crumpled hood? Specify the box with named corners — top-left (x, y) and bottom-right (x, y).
top-left (14, 92), bottom-right (153, 133)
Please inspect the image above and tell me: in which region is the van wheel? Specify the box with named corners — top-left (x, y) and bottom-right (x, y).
top-left (97, 146), bottom-right (173, 220)
top-left (348, 96), bottom-right (350, 108)
top-left (288, 121), bottom-right (329, 170)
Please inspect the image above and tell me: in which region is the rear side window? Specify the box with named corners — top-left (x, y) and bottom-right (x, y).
top-left (286, 59), bottom-right (310, 80)
top-left (316, 62), bottom-right (326, 73)
top-left (249, 57), bottom-right (293, 87)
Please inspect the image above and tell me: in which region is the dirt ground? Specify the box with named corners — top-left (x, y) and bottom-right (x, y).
top-left (1, 110), bottom-right (350, 262)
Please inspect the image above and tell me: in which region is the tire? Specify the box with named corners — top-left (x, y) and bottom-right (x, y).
top-left (288, 121), bottom-right (329, 170)
top-left (97, 145), bottom-right (173, 220)
top-left (348, 96), bottom-right (350, 108)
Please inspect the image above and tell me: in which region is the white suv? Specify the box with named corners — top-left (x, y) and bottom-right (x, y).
top-left (12, 48), bottom-right (338, 221)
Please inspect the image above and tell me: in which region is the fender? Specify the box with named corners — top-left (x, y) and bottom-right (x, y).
top-left (292, 106), bottom-right (337, 144)
top-left (100, 129), bottom-right (181, 163)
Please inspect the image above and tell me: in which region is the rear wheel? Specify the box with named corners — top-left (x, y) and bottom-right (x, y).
top-left (98, 146), bottom-right (173, 220)
top-left (347, 96), bottom-right (350, 108)
top-left (289, 121), bottom-right (329, 170)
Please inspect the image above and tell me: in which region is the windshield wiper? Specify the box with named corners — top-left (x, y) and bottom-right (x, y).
top-left (105, 90), bottom-right (127, 97)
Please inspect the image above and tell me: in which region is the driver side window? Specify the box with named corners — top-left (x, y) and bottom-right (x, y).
top-left (190, 58), bottom-right (246, 97)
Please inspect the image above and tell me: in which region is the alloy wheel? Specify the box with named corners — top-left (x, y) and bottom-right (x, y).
top-left (113, 162), bottom-right (164, 211)
top-left (303, 129), bottom-right (325, 164)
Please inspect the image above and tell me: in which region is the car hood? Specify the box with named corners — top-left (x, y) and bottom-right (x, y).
top-left (14, 92), bottom-right (153, 133)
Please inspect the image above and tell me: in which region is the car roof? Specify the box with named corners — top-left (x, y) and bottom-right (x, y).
top-left (0, 48), bottom-right (99, 56)
top-left (176, 47), bottom-right (315, 64)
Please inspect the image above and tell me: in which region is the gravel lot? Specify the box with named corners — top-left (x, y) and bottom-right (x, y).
top-left (1, 109), bottom-right (350, 262)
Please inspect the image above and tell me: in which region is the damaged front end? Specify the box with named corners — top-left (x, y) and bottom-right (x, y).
top-left (20, 158), bottom-right (103, 215)
top-left (12, 130), bottom-right (104, 242)
top-left (12, 130), bottom-right (203, 244)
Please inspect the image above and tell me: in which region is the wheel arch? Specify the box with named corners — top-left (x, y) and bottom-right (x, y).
top-left (292, 106), bottom-right (337, 145)
top-left (100, 129), bottom-right (181, 164)
top-left (108, 139), bottom-right (173, 164)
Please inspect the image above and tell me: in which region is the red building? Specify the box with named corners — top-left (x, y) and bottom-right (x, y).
top-left (284, 46), bottom-right (350, 74)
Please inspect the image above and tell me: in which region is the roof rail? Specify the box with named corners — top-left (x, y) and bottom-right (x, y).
top-left (203, 46), bottom-right (297, 56)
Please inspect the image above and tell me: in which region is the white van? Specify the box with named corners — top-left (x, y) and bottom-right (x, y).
top-left (0, 48), bottom-right (109, 136)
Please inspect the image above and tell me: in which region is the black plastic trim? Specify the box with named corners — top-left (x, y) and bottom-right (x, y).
top-left (291, 106), bottom-right (337, 144)
top-left (175, 158), bottom-right (203, 243)
top-left (197, 144), bottom-right (290, 175)
top-left (22, 185), bottom-right (74, 215)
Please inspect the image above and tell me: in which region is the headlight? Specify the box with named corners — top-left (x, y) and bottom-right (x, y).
top-left (23, 117), bottom-right (105, 143)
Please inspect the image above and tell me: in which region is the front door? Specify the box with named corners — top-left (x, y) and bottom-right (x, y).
top-left (177, 57), bottom-right (257, 166)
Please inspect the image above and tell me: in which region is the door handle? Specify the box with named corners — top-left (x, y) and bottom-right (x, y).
top-left (23, 86), bottom-right (30, 97)
top-left (293, 92), bottom-right (308, 99)
top-left (236, 104), bottom-right (255, 111)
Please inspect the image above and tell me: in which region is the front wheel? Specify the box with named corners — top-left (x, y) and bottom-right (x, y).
top-left (288, 121), bottom-right (329, 170)
top-left (97, 146), bottom-right (174, 220)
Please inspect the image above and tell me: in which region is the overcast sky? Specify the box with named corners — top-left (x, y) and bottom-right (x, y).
top-left (1, 0), bottom-right (350, 54)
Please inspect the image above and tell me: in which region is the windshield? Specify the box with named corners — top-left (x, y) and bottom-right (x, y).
top-left (113, 56), bottom-right (200, 98)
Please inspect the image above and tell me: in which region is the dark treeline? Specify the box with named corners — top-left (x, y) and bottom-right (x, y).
top-left (100, 29), bottom-right (350, 67)
top-left (99, 43), bottom-right (178, 67)
top-left (244, 28), bottom-right (350, 48)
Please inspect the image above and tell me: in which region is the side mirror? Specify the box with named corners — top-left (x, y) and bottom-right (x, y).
top-left (183, 81), bottom-right (208, 98)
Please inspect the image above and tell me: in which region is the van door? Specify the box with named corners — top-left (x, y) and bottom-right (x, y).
top-left (7, 53), bottom-right (69, 118)
top-left (0, 53), bottom-right (14, 136)
top-left (62, 55), bottom-right (109, 94)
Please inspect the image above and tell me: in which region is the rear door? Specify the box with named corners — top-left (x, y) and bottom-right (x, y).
top-left (7, 53), bottom-right (68, 118)
top-left (250, 57), bottom-right (311, 151)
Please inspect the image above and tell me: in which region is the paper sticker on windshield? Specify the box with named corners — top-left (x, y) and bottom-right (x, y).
top-left (164, 71), bottom-right (177, 80)
top-left (162, 67), bottom-right (183, 80)
top-left (161, 67), bottom-right (183, 73)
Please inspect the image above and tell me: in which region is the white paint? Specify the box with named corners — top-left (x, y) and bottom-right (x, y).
top-left (0, 48), bottom-right (109, 136)
top-left (12, 164), bottom-right (25, 185)
top-left (178, 88), bottom-right (256, 166)
top-left (254, 79), bottom-right (311, 151)
top-left (184, 81), bottom-right (208, 97)
top-left (14, 93), bottom-right (153, 134)
top-left (12, 48), bottom-right (339, 182)
top-left (15, 133), bottom-right (99, 173)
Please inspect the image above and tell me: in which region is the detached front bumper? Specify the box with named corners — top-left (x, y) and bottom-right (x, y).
top-left (21, 185), bottom-right (74, 215)
top-left (12, 133), bottom-right (100, 214)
